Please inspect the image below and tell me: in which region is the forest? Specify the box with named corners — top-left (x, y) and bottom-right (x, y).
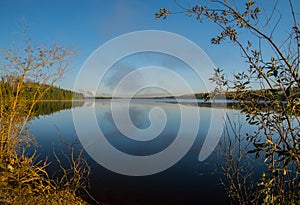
top-left (0, 76), bottom-right (83, 101)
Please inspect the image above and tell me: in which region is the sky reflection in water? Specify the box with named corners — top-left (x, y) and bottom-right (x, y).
top-left (30, 100), bottom-right (260, 205)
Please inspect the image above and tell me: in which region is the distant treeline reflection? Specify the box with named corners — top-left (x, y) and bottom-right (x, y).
top-left (32, 101), bottom-right (84, 117)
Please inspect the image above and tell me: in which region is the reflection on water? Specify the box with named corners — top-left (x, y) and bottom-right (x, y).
top-left (97, 101), bottom-right (180, 156)
top-left (32, 100), bottom-right (84, 117)
top-left (29, 99), bottom-right (255, 205)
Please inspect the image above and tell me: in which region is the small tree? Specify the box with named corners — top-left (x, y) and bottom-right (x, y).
top-left (156, 0), bottom-right (300, 204)
top-left (0, 28), bottom-right (73, 157)
top-left (0, 29), bottom-right (91, 204)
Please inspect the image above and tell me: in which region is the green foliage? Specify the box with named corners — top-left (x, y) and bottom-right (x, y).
top-left (0, 77), bottom-right (83, 101)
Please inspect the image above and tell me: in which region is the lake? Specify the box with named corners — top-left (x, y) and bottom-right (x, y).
top-left (29, 99), bottom-right (260, 205)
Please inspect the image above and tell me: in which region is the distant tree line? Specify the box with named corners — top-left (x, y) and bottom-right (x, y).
top-left (191, 87), bottom-right (300, 101)
top-left (0, 75), bottom-right (84, 101)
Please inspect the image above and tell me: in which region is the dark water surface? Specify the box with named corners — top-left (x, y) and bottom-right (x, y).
top-left (29, 100), bottom-right (258, 205)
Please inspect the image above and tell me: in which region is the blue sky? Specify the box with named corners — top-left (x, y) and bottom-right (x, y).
top-left (0, 0), bottom-right (298, 96)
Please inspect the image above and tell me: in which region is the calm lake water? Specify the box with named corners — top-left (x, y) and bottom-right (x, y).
top-left (29, 99), bottom-right (261, 205)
